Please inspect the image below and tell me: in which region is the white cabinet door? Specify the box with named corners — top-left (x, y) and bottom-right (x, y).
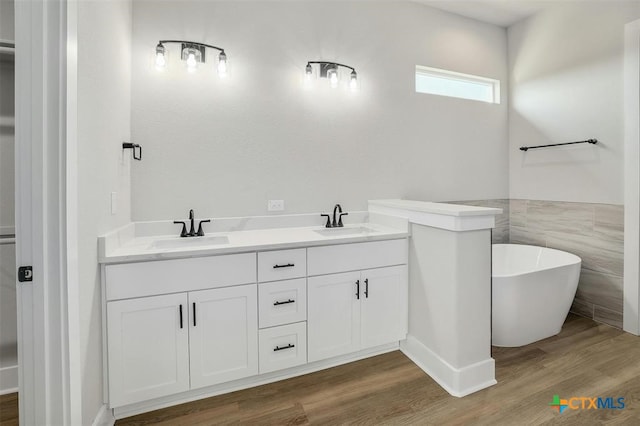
top-left (107, 293), bottom-right (190, 407)
top-left (189, 284), bottom-right (258, 389)
top-left (360, 266), bottom-right (407, 349)
top-left (308, 271), bottom-right (361, 362)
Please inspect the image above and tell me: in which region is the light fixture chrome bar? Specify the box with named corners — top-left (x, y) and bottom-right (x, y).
top-left (159, 39), bottom-right (225, 54)
top-left (307, 61), bottom-right (356, 72)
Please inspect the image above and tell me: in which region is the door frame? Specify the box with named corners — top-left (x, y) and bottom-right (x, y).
top-left (624, 19), bottom-right (640, 335)
top-left (15, 0), bottom-right (81, 423)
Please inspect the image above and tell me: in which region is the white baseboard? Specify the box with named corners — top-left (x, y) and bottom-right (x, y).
top-left (92, 404), bottom-right (115, 426)
top-left (114, 342), bottom-right (398, 419)
top-left (400, 335), bottom-right (496, 397)
top-left (0, 365), bottom-right (18, 395)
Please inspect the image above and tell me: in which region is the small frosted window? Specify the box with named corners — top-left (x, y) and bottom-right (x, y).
top-left (415, 66), bottom-right (500, 104)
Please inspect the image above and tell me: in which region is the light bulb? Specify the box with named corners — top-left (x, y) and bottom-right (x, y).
top-left (186, 50), bottom-right (198, 72)
top-left (305, 63), bottom-right (313, 81)
top-left (155, 43), bottom-right (166, 69)
top-left (328, 68), bottom-right (338, 88)
top-left (349, 70), bottom-right (358, 91)
top-left (217, 51), bottom-right (228, 77)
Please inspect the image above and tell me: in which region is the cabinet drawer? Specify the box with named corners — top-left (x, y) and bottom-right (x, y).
top-left (259, 278), bottom-right (306, 328)
top-left (307, 239), bottom-right (407, 276)
top-left (259, 322), bottom-right (307, 374)
top-left (105, 253), bottom-right (256, 300)
top-left (258, 248), bottom-right (306, 282)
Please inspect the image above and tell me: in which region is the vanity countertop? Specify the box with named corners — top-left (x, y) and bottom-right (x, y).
top-left (369, 199), bottom-right (503, 216)
top-left (99, 200), bottom-right (503, 264)
top-left (99, 221), bottom-right (408, 264)
top-left (368, 199), bottom-right (502, 232)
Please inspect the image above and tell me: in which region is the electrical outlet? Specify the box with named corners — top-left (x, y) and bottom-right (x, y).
top-left (268, 200), bottom-right (285, 212)
top-left (111, 192), bottom-right (118, 215)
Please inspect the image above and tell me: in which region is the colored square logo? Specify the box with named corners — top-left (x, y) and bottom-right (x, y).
top-left (549, 395), bottom-right (568, 413)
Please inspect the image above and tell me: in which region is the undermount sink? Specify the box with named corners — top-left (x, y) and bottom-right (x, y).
top-left (149, 235), bottom-right (230, 250)
top-left (314, 226), bottom-right (374, 237)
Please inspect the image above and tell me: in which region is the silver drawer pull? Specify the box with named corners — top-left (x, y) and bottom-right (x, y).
top-left (273, 299), bottom-right (295, 306)
top-left (273, 263), bottom-right (295, 269)
top-left (274, 343), bottom-right (295, 352)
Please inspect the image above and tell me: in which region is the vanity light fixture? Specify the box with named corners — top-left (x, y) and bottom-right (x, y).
top-left (349, 70), bottom-right (358, 91)
top-left (155, 40), bottom-right (228, 77)
top-left (305, 63), bottom-right (313, 81)
top-left (155, 43), bottom-right (166, 69)
top-left (184, 48), bottom-right (200, 72)
top-left (217, 51), bottom-right (228, 77)
top-left (305, 61), bottom-right (358, 91)
top-left (327, 67), bottom-right (339, 89)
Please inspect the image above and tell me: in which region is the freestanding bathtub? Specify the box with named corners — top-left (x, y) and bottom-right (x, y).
top-left (492, 244), bottom-right (581, 347)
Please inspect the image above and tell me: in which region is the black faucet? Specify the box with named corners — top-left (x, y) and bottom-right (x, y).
top-left (174, 209), bottom-right (211, 237)
top-left (332, 204), bottom-right (342, 228)
top-left (189, 209), bottom-right (198, 236)
top-left (320, 204), bottom-right (349, 228)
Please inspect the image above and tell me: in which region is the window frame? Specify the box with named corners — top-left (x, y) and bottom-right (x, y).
top-left (415, 65), bottom-right (501, 104)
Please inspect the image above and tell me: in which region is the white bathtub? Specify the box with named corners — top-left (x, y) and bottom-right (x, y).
top-left (492, 244), bottom-right (581, 347)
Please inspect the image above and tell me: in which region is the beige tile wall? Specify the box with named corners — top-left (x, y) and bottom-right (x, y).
top-left (510, 199), bottom-right (623, 329)
top-left (449, 199), bottom-right (624, 329)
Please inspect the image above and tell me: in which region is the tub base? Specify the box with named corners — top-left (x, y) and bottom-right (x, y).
top-left (492, 244), bottom-right (581, 348)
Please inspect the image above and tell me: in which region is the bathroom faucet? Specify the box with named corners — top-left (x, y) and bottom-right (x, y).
top-left (174, 209), bottom-right (211, 237)
top-left (320, 204), bottom-right (349, 228)
top-left (332, 204), bottom-right (349, 227)
top-left (189, 209), bottom-right (196, 236)
top-left (332, 204), bottom-right (342, 228)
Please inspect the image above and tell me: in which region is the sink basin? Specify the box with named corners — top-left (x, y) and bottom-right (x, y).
top-left (149, 235), bottom-right (230, 250)
top-left (314, 226), bottom-right (374, 237)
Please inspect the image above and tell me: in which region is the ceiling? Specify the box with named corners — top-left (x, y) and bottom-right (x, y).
top-left (413, 0), bottom-right (547, 27)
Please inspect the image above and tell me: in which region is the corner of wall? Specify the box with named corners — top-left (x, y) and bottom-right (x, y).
top-left (77, 0), bottom-right (133, 424)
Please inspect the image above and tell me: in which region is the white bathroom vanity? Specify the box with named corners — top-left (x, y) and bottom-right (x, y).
top-left (99, 200), bottom-right (501, 419)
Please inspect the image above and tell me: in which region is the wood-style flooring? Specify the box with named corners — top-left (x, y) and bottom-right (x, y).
top-left (117, 314), bottom-right (640, 425)
top-left (4, 314), bottom-right (640, 425)
top-left (0, 392), bottom-right (17, 426)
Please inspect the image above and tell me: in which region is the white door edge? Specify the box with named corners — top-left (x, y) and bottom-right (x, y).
top-left (15, 0), bottom-right (80, 423)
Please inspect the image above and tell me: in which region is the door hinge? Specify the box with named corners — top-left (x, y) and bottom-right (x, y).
top-left (18, 266), bottom-right (33, 282)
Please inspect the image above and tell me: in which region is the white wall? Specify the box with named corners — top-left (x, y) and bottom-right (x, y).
top-left (508, 2), bottom-right (640, 204)
top-left (76, 0), bottom-right (132, 423)
top-left (131, 1), bottom-right (508, 221)
top-left (0, 0), bottom-right (14, 41)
